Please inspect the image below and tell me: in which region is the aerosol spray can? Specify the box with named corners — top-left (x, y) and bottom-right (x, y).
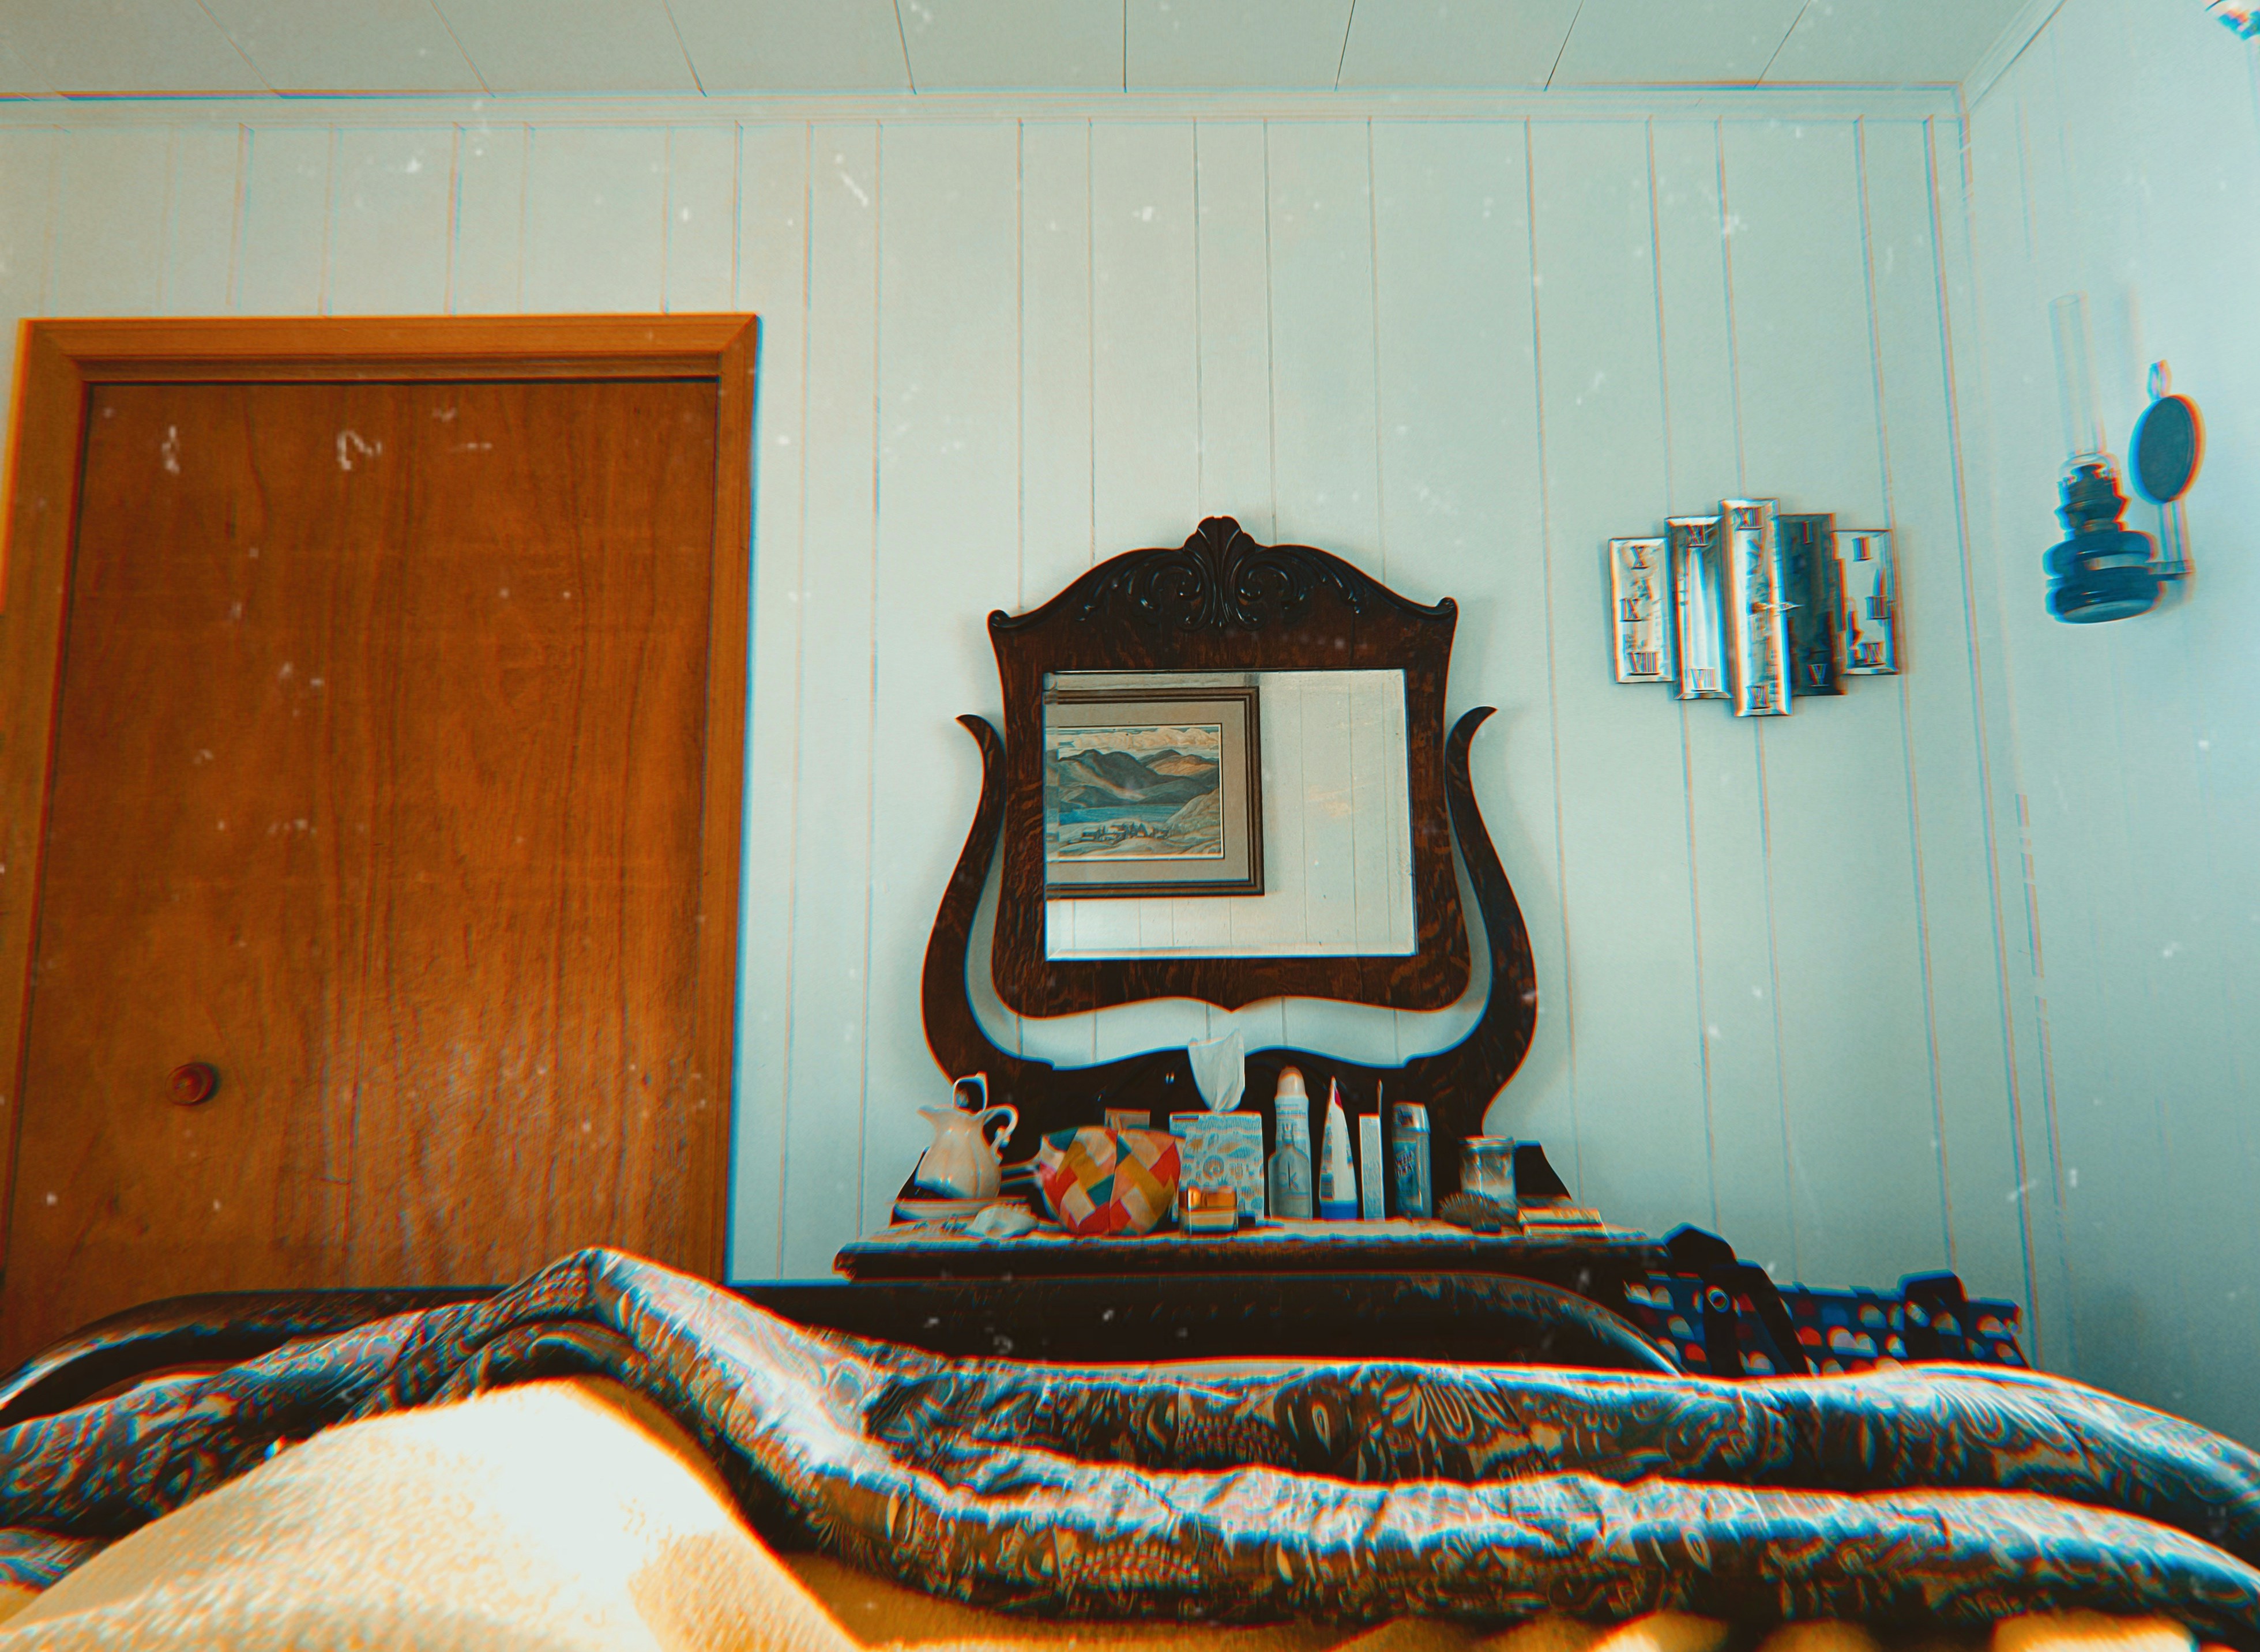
top-left (1388, 1101), bottom-right (1433, 1219)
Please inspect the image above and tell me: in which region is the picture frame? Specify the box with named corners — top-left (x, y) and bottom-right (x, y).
top-left (1043, 686), bottom-right (1264, 899)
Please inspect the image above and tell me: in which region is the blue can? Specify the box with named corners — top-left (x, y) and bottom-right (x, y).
top-left (1387, 1101), bottom-right (1433, 1219)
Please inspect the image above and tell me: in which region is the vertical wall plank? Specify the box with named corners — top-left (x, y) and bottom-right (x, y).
top-left (866, 122), bottom-right (1022, 1232)
top-left (729, 121), bottom-right (810, 1280)
top-left (1370, 120), bottom-right (1564, 1130)
top-left (1268, 119), bottom-right (1386, 1065)
top-left (0, 125), bottom-right (58, 525)
top-left (776, 121), bottom-right (880, 1275)
top-left (47, 127), bottom-right (170, 316)
top-left (162, 126), bottom-right (245, 315)
top-left (665, 125), bottom-right (739, 313)
top-left (235, 127), bottom-right (332, 313)
top-left (450, 122), bottom-right (527, 314)
top-left (1652, 117), bottom-right (1791, 1267)
top-left (1859, 117), bottom-right (2028, 1306)
top-left (1016, 118), bottom-right (1099, 1068)
top-left (327, 129), bottom-right (454, 315)
top-left (1020, 120), bottom-right (1096, 608)
top-left (1722, 118), bottom-right (1941, 1292)
top-left (522, 126), bottom-right (667, 311)
top-left (1961, 0), bottom-right (2260, 1437)
top-left (1089, 123), bottom-right (1199, 563)
top-left (1526, 121), bottom-right (1709, 1229)
top-left (1951, 86), bottom-right (2071, 1372)
top-left (1153, 118), bottom-right (1276, 973)
top-left (2047, 0), bottom-right (2258, 1435)
top-left (1086, 119), bottom-right (1206, 1063)
top-left (1194, 120), bottom-right (1273, 539)
top-left (1969, 32), bottom-right (2173, 1404)
top-left (1265, 121), bottom-right (1380, 569)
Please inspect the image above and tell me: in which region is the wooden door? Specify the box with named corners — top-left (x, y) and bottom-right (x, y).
top-left (0, 319), bottom-right (753, 1363)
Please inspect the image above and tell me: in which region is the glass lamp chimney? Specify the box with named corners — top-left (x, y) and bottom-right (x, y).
top-left (2043, 292), bottom-right (2159, 624)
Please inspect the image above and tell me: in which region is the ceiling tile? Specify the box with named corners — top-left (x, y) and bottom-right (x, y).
top-left (1763, 0), bottom-right (2033, 84)
top-left (1338, 0), bottom-right (1583, 88)
top-left (435, 0), bottom-right (698, 92)
top-left (670, 0), bottom-right (910, 91)
top-left (8, 0), bottom-right (265, 93)
top-left (1549, 0), bottom-right (1808, 85)
top-left (202, 0), bottom-right (483, 92)
top-left (0, 30), bottom-right (50, 95)
top-left (1127, 0), bottom-right (1357, 89)
top-left (900, 0), bottom-right (1122, 89)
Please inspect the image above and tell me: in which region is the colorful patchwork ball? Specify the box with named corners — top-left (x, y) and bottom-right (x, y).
top-left (1035, 1127), bottom-right (1181, 1237)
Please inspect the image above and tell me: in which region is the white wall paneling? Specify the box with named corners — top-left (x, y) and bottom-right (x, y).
top-left (1962, 0), bottom-right (2260, 1439)
top-left (1720, 118), bottom-right (1941, 1296)
top-left (19, 65), bottom-right (2244, 1429)
top-left (1086, 121), bottom-right (1203, 1029)
top-left (449, 121), bottom-right (527, 313)
top-left (774, 121), bottom-right (881, 1278)
top-left (1651, 117), bottom-right (1791, 1267)
top-left (0, 125), bottom-right (59, 490)
top-left (1855, 119), bottom-right (2030, 1333)
top-left (162, 127), bottom-right (248, 315)
top-left (234, 126), bottom-right (331, 313)
top-left (521, 127), bottom-right (668, 311)
top-left (1367, 117), bottom-right (1564, 1135)
top-left (1527, 118), bottom-right (1710, 1245)
top-left (328, 128), bottom-right (454, 314)
top-left (48, 127), bottom-right (171, 317)
top-left (864, 121), bottom-right (1024, 1239)
top-left (664, 126), bottom-right (740, 313)
top-left (1012, 119), bottom-right (1099, 1069)
top-left (729, 123), bottom-right (815, 1280)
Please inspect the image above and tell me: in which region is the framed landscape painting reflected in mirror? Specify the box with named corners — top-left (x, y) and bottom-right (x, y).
top-left (1042, 685), bottom-right (1262, 899)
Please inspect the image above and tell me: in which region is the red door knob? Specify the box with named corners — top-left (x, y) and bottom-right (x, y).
top-left (169, 1062), bottom-right (219, 1106)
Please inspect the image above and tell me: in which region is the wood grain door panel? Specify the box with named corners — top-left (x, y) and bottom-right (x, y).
top-left (0, 321), bottom-right (749, 1363)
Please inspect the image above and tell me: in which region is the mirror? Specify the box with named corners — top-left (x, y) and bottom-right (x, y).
top-left (1043, 668), bottom-right (1416, 962)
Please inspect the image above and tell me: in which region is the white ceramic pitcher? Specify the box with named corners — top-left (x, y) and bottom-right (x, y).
top-left (913, 1073), bottom-right (1018, 1201)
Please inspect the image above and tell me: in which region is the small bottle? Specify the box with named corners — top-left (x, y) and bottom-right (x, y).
top-left (1317, 1079), bottom-right (1358, 1221)
top-left (1389, 1101), bottom-right (1434, 1219)
top-left (1268, 1067), bottom-right (1314, 1220)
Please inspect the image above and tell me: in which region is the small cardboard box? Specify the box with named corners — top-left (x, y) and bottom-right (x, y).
top-left (1168, 1110), bottom-right (1266, 1223)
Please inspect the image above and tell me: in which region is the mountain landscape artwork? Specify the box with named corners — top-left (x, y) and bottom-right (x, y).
top-left (1046, 723), bottom-right (1225, 862)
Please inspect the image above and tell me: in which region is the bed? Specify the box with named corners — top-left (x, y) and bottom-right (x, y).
top-left (0, 1247), bottom-right (2253, 1650)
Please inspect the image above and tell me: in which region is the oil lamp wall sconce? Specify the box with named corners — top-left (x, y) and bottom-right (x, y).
top-left (2043, 292), bottom-right (2201, 624)
top-left (1610, 502), bottom-right (1898, 716)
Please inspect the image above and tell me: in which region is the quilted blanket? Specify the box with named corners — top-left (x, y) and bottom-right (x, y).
top-left (2, 1250), bottom-right (2256, 1642)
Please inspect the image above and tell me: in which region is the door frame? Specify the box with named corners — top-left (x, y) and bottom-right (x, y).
top-left (0, 315), bottom-right (757, 1281)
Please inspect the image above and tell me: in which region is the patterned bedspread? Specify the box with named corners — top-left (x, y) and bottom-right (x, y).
top-left (2, 1249), bottom-right (2257, 1641)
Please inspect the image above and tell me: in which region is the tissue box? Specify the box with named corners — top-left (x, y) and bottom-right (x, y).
top-left (1168, 1111), bottom-right (1265, 1222)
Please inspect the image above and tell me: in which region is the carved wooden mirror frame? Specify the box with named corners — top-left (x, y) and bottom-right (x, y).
top-left (922, 518), bottom-right (1541, 1153)
top-left (991, 515), bottom-right (1466, 1015)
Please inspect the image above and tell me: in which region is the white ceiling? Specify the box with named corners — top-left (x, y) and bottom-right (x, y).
top-left (0, 0), bottom-right (2038, 97)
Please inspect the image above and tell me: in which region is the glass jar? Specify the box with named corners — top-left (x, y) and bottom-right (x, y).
top-left (1460, 1137), bottom-right (1517, 1206)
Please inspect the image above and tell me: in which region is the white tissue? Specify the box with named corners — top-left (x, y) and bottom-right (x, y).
top-left (1187, 1028), bottom-right (1246, 1114)
top-left (965, 1203), bottom-right (1037, 1239)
